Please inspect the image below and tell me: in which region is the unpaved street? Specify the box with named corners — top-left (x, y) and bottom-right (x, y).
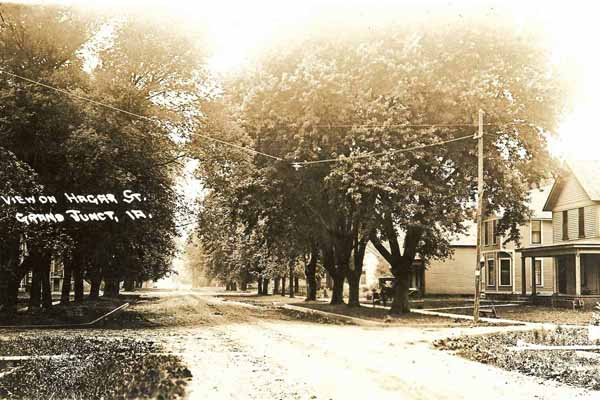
top-left (141, 292), bottom-right (596, 400)
top-left (2, 291), bottom-right (596, 399)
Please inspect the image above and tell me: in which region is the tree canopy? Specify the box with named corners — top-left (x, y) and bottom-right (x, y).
top-left (191, 18), bottom-right (568, 312)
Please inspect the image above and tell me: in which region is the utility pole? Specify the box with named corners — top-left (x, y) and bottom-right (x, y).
top-left (473, 109), bottom-right (485, 323)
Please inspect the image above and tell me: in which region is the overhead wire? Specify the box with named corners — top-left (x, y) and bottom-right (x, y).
top-left (295, 134), bottom-right (474, 166)
top-left (0, 68), bottom-right (284, 162)
top-left (0, 68), bottom-right (530, 166)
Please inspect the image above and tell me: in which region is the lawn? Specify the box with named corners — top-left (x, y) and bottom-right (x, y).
top-left (220, 294), bottom-right (306, 306)
top-left (294, 302), bottom-right (485, 327)
top-left (435, 327), bottom-right (600, 390)
top-left (431, 304), bottom-right (594, 325)
top-left (497, 305), bottom-right (593, 325)
top-left (0, 297), bottom-right (134, 327)
top-left (220, 295), bottom-right (504, 326)
top-left (0, 336), bottom-right (190, 399)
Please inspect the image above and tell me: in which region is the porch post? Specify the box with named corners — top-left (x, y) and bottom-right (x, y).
top-left (521, 256), bottom-right (527, 295)
top-left (575, 252), bottom-right (582, 296)
top-left (553, 257), bottom-right (558, 294)
top-left (531, 256), bottom-right (537, 297)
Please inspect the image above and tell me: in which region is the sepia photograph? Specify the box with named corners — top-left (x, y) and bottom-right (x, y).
top-left (0, 0), bottom-right (599, 398)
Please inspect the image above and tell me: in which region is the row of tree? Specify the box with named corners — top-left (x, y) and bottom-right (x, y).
top-left (191, 17), bottom-right (568, 313)
top-left (0, 5), bottom-right (205, 313)
top-left (0, 5), bottom-right (569, 315)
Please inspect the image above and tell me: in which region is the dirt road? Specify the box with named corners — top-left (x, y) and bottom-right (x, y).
top-left (145, 292), bottom-right (596, 400)
top-left (2, 291), bottom-right (595, 399)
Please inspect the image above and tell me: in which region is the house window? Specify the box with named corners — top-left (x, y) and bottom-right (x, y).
top-left (562, 210), bottom-right (569, 240)
top-left (579, 207), bottom-right (585, 238)
top-left (492, 220), bottom-right (498, 245)
top-left (499, 258), bottom-right (511, 286)
top-left (535, 259), bottom-right (543, 287)
top-left (531, 220), bottom-right (542, 244)
top-left (487, 258), bottom-right (495, 287)
top-left (484, 221), bottom-right (489, 245)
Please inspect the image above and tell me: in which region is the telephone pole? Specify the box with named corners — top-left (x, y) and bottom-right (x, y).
top-left (473, 109), bottom-right (485, 323)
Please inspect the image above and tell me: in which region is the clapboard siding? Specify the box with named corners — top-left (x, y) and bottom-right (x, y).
top-left (554, 175), bottom-right (592, 209)
top-left (542, 219), bottom-right (554, 245)
top-left (425, 247), bottom-right (475, 295)
top-left (553, 205), bottom-right (599, 242)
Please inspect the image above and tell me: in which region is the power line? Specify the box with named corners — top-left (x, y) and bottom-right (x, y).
top-left (1, 68), bottom-right (158, 123)
top-left (0, 68), bottom-right (283, 162)
top-left (294, 134), bottom-right (474, 166)
top-left (0, 68), bottom-right (528, 166)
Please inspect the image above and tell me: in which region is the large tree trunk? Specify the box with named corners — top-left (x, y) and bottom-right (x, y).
top-left (69, 247), bottom-right (85, 303)
top-left (257, 278), bottom-right (263, 295)
top-left (288, 265), bottom-right (295, 298)
top-left (390, 265), bottom-right (411, 314)
top-left (5, 278), bottom-right (20, 315)
top-left (1, 265), bottom-right (22, 316)
top-left (347, 239), bottom-right (367, 307)
top-left (304, 249), bottom-right (318, 301)
top-left (294, 276), bottom-right (299, 294)
top-left (261, 278), bottom-right (269, 295)
top-left (371, 223), bottom-right (423, 315)
top-left (103, 279), bottom-right (120, 297)
top-left (124, 279), bottom-right (135, 291)
top-left (73, 264), bottom-right (83, 303)
top-left (73, 263), bottom-right (84, 303)
top-left (40, 254), bottom-right (52, 309)
top-left (347, 272), bottom-right (361, 307)
top-left (0, 237), bottom-right (23, 315)
top-left (273, 276), bottom-right (280, 295)
top-left (333, 236), bottom-right (354, 305)
top-left (29, 262), bottom-right (41, 310)
top-left (0, 266), bottom-right (9, 312)
top-left (322, 244), bottom-right (346, 305)
top-left (60, 258), bottom-right (72, 305)
top-left (330, 273), bottom-right (345, 304)
top-left (89, 267), bottom-right (102, 300)
top-left (281, 275), bottom-right (286, 296)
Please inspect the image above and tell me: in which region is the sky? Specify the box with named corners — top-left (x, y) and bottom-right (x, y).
top-left (6, 0), bottom-right (600, 161)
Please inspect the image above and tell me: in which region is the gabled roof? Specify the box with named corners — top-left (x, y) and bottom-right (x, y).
top-left (569, 160), bottom-right (600, 200)
top-left (529, 184), bottom-right (553, 219)
top-left (543, 160), bottom-right (600, 211)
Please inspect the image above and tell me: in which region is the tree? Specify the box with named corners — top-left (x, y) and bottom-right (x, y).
top-left (231, 37), bottom-right (393, 306)
top-left (182, 237), bottom-right (213, 288)
top-left (349, 21), bottom-right (566, 313)
top-left (216, 18), bottom-right (568, 313)
top-left (0, 148), bottom-right (42, 313)
top-left (0, 5), bottom-right (208, 311)
top-left (0, 4), bottom-right (96, 310)
top-left (83, 14), bottom-right (204, 296)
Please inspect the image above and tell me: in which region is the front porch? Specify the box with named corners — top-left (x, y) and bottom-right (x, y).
top-left (518, 240), bottom-right (600, 309)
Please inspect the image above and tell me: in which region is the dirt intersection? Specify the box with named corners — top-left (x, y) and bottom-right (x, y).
top-left (1, 291), bottom-right (596, 399)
